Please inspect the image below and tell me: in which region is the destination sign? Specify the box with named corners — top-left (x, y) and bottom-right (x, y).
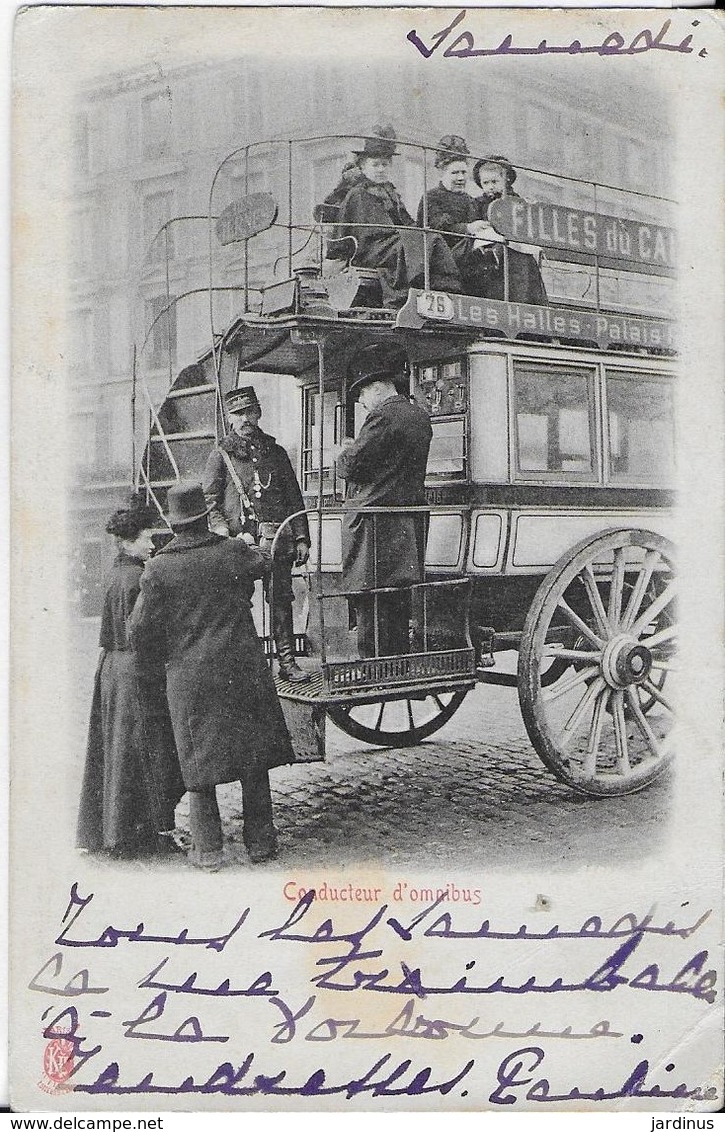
top-left (215, 193), bottom-right (278, 245)
top-left (488, 198), bottom-right (676, 272)
top-left (398, 290), bottom-right (676, 352)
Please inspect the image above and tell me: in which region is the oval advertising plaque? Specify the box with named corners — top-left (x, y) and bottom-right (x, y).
top-left (215, 192), bottom-right (278, 244)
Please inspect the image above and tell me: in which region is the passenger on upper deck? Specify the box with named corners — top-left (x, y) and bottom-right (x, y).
top-left (415, 134), bottom-right (494, 296)
top-left (330, 126), bottom-right (462, 307)
top-left (470, 155), bottom-right (548, 306)
top-left (317, 160), bottom-right (365, 224)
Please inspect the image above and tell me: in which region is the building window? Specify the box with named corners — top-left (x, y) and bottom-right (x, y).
top-left (141, 91), bottom-right (172, 160)
top-left (513, 362), bottom-right (597, 479)
top-left (144, 295), bottom-right (177, 370)
top-left (70, 308), bottom-right (94, 372)
top-left (71, 208), bottom-right (93, 273)
top-left (143, 190), bottom-right (174, 265)
top-left (606, 372), bottom-right (675, 483)
top-left (76, 113), bottom-right (90, 177)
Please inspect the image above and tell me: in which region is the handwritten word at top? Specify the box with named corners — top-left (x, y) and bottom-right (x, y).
top-left (407, 11), bottom-right (708, 61)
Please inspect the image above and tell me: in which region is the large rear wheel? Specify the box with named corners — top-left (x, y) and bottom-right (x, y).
top-left (518, 529), bottom-right (676, 797)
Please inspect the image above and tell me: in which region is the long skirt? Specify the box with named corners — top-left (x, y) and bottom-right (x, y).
top-left (76, 650), bottom-right (184, 854)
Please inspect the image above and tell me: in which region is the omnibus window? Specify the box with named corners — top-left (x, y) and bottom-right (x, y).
top-left (414, 357), bottom-right (468, 481)
top-left (428, 419), bottom-right (466, 478)
top-left (303, 388), bottom-right (341, 494)
top-left (607, 373), bottom-right (675, 483)
top-left (513, 364), bottom-right (596, 478)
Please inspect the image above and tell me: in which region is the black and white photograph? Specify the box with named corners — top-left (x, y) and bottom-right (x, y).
top-left (9, 4), bottom-right (724, 1115)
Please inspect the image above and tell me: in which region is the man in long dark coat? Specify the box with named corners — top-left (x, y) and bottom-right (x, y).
top-left (202, 385), bottom-right (310, 683)
top-left (331, 126), bottom-right (462, 308)
top-left (335, 343), bottom-right (432, 658)
top-left (129, 481), bottom-right (294, 870)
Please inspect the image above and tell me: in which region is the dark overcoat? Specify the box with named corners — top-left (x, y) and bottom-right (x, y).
top-left (332, 179), bottom-right (461, 305)
top-left (472, 191), bottom-right (548, 305)
top-left (202, 429), bottom-right (309, 544)
top-left (417, 184), bottom-right (483, 293)
top-left (129, 531), bottom-right (294, 790)
top-left (335, 395), bottom-right (432, 591)
top-left (76, 553), bottom-right (184, 852)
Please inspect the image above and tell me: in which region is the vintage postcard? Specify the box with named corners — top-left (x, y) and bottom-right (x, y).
top-left (9, 4), bottom-right (724, 1114)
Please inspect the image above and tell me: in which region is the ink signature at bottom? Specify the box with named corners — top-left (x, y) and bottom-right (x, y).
top-left (490, 1046), bottom-right (719, 1105)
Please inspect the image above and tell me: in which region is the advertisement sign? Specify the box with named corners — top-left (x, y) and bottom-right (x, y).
top-left (488, 197), bottom-right (676, 272)
top-left (215, 192), bottom-right (278, 244)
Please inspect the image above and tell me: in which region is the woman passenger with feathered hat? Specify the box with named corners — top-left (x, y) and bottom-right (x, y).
top-left (416, 134), bottom-right (493, 295)
top-left (331, 125), bottom-right (462, 307)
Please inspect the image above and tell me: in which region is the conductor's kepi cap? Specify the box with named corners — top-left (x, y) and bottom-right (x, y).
top-left (347, 343), bottom-right (409, 398)
top-left (225, 386), bottom-right (261, 414)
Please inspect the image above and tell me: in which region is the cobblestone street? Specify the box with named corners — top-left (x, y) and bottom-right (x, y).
top-left (70, 618), bottom-right (673, 874)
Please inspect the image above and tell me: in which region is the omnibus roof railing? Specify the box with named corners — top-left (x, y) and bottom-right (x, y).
top-left (205, 132), bottom-right (676, 311)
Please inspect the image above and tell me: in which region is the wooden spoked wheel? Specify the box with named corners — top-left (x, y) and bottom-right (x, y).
top-left (518, 529), bottom-right (676, 797)
top-left (328, 688), bottom-right (469, 747)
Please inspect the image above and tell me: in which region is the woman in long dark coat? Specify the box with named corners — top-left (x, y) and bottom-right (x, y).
top-left (129, 482), bottom-right (295, 870)
top-left (331, 127), bottom-right (462, 307)
top-left (416, 134), bottom-right (492, 296)
top-left (76, 497), bottom-right (185, 858)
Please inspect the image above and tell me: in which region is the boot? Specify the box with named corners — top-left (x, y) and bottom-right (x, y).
top-left (274, 605), bottom-right (309, 683)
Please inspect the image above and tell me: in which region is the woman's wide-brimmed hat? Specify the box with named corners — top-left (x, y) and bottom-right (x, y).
top-left (434, 134), bottom-right (471, 169)
top-left (166, 481), bottom-right (213, 528)
top-left (352, 125), bottom-right (398, 160)
top-left (472, 154), bottom-right (517, 190)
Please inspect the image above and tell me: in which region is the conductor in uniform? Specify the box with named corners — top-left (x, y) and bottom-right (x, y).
top-left (335, 343), bottom-right (432, 659)
top-left (203, 386), bottom-right (310, 683)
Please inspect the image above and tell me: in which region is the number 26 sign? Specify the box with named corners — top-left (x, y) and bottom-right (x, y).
top-left (416, 291), bottom-right (454, 321)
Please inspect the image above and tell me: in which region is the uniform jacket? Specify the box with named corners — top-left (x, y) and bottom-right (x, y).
top-left (335, 395), bottom-right (432, 591)
top-left (202, 429), bottom-right (309, 545)
top-left (77, 552), bottom-right (184, 851)
top-left (129, 531), bottom-right (294, 791)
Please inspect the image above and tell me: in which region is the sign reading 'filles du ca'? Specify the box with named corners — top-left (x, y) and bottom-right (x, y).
top-left (488, 198), bottom-right (676, 272)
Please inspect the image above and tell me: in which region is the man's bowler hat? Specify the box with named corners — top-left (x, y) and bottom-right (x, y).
top-left (225, 386), bottom-right (261, 414)
top-left (347, 343), bottom-right (409, 398)
top-left (167, 481), bottom-right (213, 528)
top-left (472, 155), bottom-right (517, 190)
top-left (352, 125), bottom-right (398, 160)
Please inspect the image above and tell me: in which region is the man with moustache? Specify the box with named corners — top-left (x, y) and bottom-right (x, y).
top-left (203, 385), bottom-right (310, 683)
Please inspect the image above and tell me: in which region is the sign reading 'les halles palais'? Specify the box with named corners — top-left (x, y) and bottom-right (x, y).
top-left (488, 198), bottom-right (676, 272)
top-left (398, 290), bottom-right (676, 351)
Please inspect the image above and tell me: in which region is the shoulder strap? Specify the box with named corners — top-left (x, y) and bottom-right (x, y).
top-left (220, 448), bottom-right (256, 517)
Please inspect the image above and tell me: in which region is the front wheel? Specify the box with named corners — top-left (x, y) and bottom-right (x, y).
top-left (328, 688), bottom-right (469, 747)
top-left (518, 529), bottom-right (676, 797)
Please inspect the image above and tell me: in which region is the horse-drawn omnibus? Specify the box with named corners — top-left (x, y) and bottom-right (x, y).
top-left (135, 134), bottom-right (677, 799)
